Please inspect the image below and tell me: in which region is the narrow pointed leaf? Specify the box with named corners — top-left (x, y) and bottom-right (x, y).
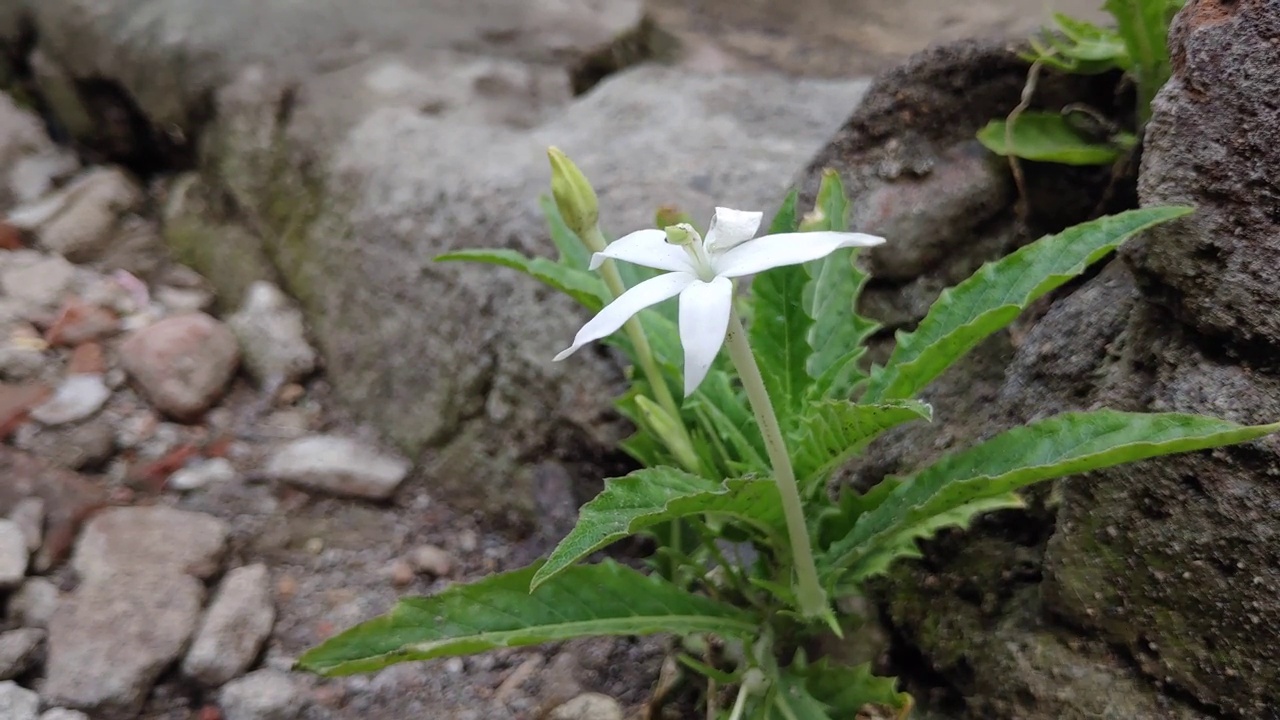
top-left (298, 560), bottom-right (757, 676)
top-left (862, 206), bottom-right (1192, 402)
top-left (751, 191), bottom-right (812, 422)
top-left (803, 171), bottom-right (879, 398)
top-left (822, 411), bottom-right (1280, 584)
top-left (790, 400), bottom-right (932, 493)
top-left (532, 468), bottom-right (785, 589)
top-left (435, 248), bottom-right (609, 311)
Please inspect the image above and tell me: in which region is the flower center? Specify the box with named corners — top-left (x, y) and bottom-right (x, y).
top-left (664, 223), bottom-right (717, 281)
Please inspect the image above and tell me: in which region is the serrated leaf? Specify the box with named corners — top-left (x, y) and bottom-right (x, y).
top-left (688, 371), bottom-right (769, 476)
top-left (297, 560), bottom-right (758, 676)
top-left (790, 400), bottom-right (932, 494)
top-left (822, 411), bottom-right (1280, 585)
top-left (977, 113), bottom-right (1124, 165)
top-left (532, 468), bottom-right (785, 589)
top-left (435, 248), bottom-right (609, 311)
top-left (539, 195), bottom-right (592, 270)
top-left (862, 206), bottom-right (1192, 403)
top-left (800, 660), bottom-right (911, 714)
top-left (767, 673), bottom-right (836, 720)
top-left (751, 262), bottom-right (814, 425)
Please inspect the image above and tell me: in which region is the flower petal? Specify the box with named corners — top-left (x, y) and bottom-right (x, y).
top-left (703, 207), bottom-right (764, 253)
top-left (554, 272), bottom-right (696, 361)
top-left (713, 231), bottom-right (885, 278)
top-left (676, 276), bottom-right (734, 396)
top-left (589, 228), bottom-right (694, 273)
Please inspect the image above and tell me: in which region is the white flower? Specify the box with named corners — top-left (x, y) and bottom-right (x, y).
top-left (554, 206), bottom-right (884, 395)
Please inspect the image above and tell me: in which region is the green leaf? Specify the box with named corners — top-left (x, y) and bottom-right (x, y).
top-left (790, 400), bottom-right (933, 494)
top-left (976, 112), bottom-right (1124, 165)
top-left (802, 171), bottom-right (879, 400)
top-left (297, 560), bottom-right (758, 676)
top-left (1024, 13), bottom-right (1129, 75)
top-left (688, 371), bottom-right (769, 476)
top-left (1106, 0), bottom-right (1183, 124)
top-left (539, 195), bottom-right (593, 270)
top-left (751, 258), bottom-right (814, 425)
top-left (768, 673), bottom-right (836, 720)
top-left (822, 411), bottom-right (1280, 584)
top-left (435, 248), bottom-right (609, 311)
top-left (532, 468), bottom-right (785, 589)
top-left (801, 660), bottom-right (911, 714)
top-left (862, 206), bottom-right (1192, 403)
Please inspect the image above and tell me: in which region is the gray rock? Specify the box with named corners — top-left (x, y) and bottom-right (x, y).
top-left (39, 710), bottom-right (90, 720)
top-left (29, 374), bottom-right (111, 426)
top-left (0, 681), bottom-right (39, 720)
top-left (71, 506), bottom-right (229, 582)
top-left (0, 93), bottom-right (59, 210)
top-left (182, 564), bottom-right (275, 687)
top-left (5, 577), bottom-right (61, 629)
top-left (8, 497), bottom-right (43, 553)
top-left (227, 281), bottom-right (317, 385)
top-left (21, 0), bottom-right (871, 527)
top-left (549, 693), bottom-right (623, 720)
top-left (167, 457), bottom-right (238, 492)
top-left (217, 669), bottom-right (303, 720)
top-left (118, 313), bottom-right (240, 421)
top-left (0, 628), bottom-right (46, 680)
top-left (25, 0), bottom-right (642, 132)
top-left (263, 435), bottom-right (410, 500)
top-left (0, 252), bottom-right (76, 313)
top-left (8, 149), bottom-right (79, 206)
top-left (17, 418), bottom-right (116, 471)
top-left (6, 167), bottom-right (146, 263)
top-left (42, 570), bottom-right (204, 719)
top-left (0, 519), bottom-right (28, 589)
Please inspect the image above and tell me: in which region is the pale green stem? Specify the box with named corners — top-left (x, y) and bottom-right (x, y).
top-left (583, 226), bottom-right (698, 472)
top-left (724, 308), bottom-right (827, 618)
top-left (727, 680), bottom-right (751, 720)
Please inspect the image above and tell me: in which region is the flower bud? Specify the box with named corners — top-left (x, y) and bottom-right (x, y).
top-left (547, 146), bottom-right (599, 238)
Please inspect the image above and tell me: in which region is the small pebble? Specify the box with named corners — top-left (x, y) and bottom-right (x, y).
top-left (388, 559), bottom-right (414, 587)
top-left (168, 457), bottom-right (238, 492)
top-left (6, 577), bottom-right (61, 628)
top-left (549, 693), bottom-right (624, 720)
top-left (40, 709), bottom-right (91, 720)
top-left (407, 544), bottom-right (453, 577)
top-left (8, 498), bottom-right (44, 552)
top-left (217, 669), bottom-right (303, 720)
top-left (29, 373), bottom-right (110, 425)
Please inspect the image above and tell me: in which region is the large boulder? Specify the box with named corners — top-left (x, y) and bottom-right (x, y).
top-left (796, 8), bottom-right (1280, 720)
top-left (12, 0), bottom-right (872, 527)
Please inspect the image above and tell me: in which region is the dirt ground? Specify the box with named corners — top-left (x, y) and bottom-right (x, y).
top-left (648, 0), bottom-right (1106, 75)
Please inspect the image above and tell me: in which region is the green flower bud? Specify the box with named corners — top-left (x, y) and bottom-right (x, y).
top-left (547, 146), bottom-right (599, 238)
top-left (634, 395), bottom-right (701, 473)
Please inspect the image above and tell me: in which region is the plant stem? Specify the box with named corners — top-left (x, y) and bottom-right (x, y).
top-left (727, 681), bottom-right (751, 720)
top-left (723, 308), bottom-right (827, 618)
top-left (584, 226), bottom-right (699, 473)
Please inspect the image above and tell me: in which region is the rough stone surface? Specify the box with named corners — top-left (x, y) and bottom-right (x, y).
top-left (119, 312), bottom-right (240, 420)
top-left (1122, 0), bottom-right (1280, 351)
top-left (217, 669), bottom-right (303, 720)
top-left (0, 94), bottom-right (60, 211)
top-left (263, 435), bottom-right (411, 500)
top-left (71, 505), bottom-right (229, 582)
top-left (43, 570), bottom-right (204, 719)
top-left (0, 519), bottom-right (28, 589)
top-left (796, 28), bottom-right (1280, 720)
top-left (182, 563), bottom-right (276, 687)
top-left (0, 681), bottom-right (39, 720)
top-left (0, 628), bottom-right (46, 680)
top-left (167, 456), bottom-right (238, 491)
top-left (227, 281), bottom-right (317, 385)
top-left (6, 577), bottom-right (62, 629)
top-left (0, 252), bottom-right (76, 312)
top-left (8, 497), bottom-right (43, 552)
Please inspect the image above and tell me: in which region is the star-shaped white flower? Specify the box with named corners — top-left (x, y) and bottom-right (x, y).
top-left (554, 206), bottom-right (885, 395)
